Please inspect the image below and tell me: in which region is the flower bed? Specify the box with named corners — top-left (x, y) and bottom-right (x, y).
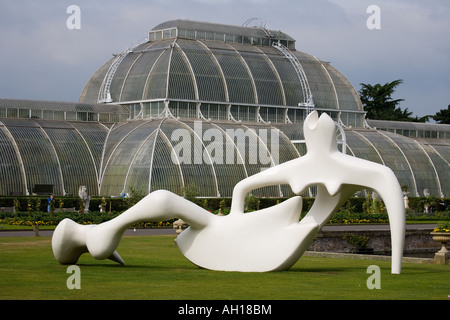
top-left (0, 195), bottom-right (448, 229)
top-left (0, 211), bottom-right (175, 229)
top-left (433, 221), bottom-right (450, 233)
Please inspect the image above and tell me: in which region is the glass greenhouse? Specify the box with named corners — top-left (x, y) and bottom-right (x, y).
top-left (0, 20), bottom-right (448, 198)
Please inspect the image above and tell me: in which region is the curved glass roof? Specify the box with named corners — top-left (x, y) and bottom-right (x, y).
top-left (0, 98), bottom-right (129, 123)
top-left (79, 19), bottom-right (364, 127)
top-left (345, 129), bottom-right (449, 197)
top-left (99, 118), bottom-right (299, 197)
top-left (0, 118), bottom-right (108, 196)
top-left (0, 116), bottom-right (448, 198)
top-left (367, 119), bottom-right (450, 139)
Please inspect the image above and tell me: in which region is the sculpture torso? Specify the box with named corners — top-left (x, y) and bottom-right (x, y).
top-left (176, 196), bottom-right (319, 272)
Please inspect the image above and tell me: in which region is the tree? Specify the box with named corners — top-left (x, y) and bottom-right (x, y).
top-left (433, 105), bottom-right (450, 124)
top-left (359, 79), bottom-right (413, 121)
top-left (182, 183), bottom-right (198, 204)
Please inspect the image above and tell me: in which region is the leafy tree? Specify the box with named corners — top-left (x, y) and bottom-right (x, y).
top-left (182, 183), bottom-right (198, 203)
top-left (410, 114), bottom-right (432, 123)
top-left (433, 105), bottom-right (450, 124)
top-left (128, 187), bottom-right (145, 206)
top-left (359, 79), bottom-right (413, 121)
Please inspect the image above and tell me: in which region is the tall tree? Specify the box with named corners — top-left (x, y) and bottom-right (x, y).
top-left (359, 79), bottom-right (413, 121)
top-left (433, 105), bottom-right (450, 124)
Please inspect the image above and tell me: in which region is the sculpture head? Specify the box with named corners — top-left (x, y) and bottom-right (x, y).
top-left (304, 111), bottom-right (339, 154)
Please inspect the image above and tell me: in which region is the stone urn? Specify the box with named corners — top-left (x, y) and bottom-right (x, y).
top-left (430, 232), bottom-right (450, 253)
top-left (173, 219), bottom-right (189, 234)
top-left (430, 232), bottom-right (450, 265)
top-left (173, 219), bottom-right (189, 247)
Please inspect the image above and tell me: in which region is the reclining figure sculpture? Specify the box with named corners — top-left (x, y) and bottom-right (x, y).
top-left (52, 111), bottom-right (405, 274)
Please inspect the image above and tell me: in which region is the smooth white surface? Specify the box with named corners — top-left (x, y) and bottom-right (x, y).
top-left (52, 111), bottom-right (405, 273)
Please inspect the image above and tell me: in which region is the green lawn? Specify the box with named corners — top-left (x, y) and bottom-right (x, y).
top-left (0, 235), bottom-right (448, 300)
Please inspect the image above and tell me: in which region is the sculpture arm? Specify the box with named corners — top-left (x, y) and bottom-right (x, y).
top-left (229, 165), bottom-right (293, 215)
top-left (326, 155), bottom-right (406, 274)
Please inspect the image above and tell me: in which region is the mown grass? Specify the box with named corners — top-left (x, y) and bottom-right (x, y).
top-left (0, 235), bottom-right (449, 300)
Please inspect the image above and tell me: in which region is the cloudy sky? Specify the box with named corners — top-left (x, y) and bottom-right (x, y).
top-left (0, 0), bottom-right (449, 118)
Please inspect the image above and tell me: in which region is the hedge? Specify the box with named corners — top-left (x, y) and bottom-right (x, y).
top-left (0, 196), bottom-right (130, 213)
top-left (0, 195), bottom-right (448, 227)
top-left (1, 195), bottom-right (448, 214)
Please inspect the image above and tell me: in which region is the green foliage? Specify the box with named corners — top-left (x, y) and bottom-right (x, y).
top-left (359, 80), bottom-right (450, 122)
top-left (182, 184), bottom-right (199, 203)
top-left (219, 199), bottom-right (226, 211)
top-left (0, 210), bottom-right (179, 228)
top-left (433, 221), bottom-right (450, 232)
top-left (433, 105), bottom-right (450, 124)
top-left (359, 79), bottom-right (414, 121)
top-left (362, 193), bottom-right (386, 215)
top-left (407, 196), bottom-right (446, 214)
top-left (0, 195), bottom-right (448, 228)
top-left (343, 234), bottom-right (370, 249)
top-left (127, 187), bottom-right (146, 207)
top-left (244, 194), bottom-right (260, 212)
top-left (328, 211), bottom-right (389, 224)
top-left (0, 211), bottom-right (119, 227)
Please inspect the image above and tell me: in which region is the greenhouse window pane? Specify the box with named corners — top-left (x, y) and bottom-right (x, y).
top-left (7, 109), bottom-right (18, 118)
top-left (19, 109), bottom-right (29, 119)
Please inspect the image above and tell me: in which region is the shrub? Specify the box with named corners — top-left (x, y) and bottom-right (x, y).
top-left (1, 195), bottom-right (449, 227)
top-left (433, 221), bottom-right (450, 233)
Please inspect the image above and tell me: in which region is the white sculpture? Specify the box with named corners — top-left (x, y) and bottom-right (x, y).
top-left (52, 111), bottom-right (405, 274)
top-left (78, 186), bottom-right (90, 213)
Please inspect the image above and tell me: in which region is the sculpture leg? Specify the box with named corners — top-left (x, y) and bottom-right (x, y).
top-left (369, 170), bottom-right (405, 274)
top-left (386, 197), bottom-right (406, 274)
top-left (52, 218), bottom-right (124, 265)
top-left (52, 190), bottom-right (213, 264)
top-left (342, 165), bottom-right (405, 274)
top-left (85, 190), bottom-right (213, 261)
top-left (342, 163), bottom-right (406, 274)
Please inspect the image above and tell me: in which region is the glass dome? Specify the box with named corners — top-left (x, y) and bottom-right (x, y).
top-left (79, 19), bottom-right (364, 127)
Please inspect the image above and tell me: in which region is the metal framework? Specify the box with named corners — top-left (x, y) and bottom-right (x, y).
top-left (272, 42), bottom-right (314, 111)
top-left (98, 37), bottom-right (149, 103)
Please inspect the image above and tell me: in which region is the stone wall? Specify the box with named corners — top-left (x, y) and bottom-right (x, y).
top-left (308, 228), bottom-right (441, 256)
